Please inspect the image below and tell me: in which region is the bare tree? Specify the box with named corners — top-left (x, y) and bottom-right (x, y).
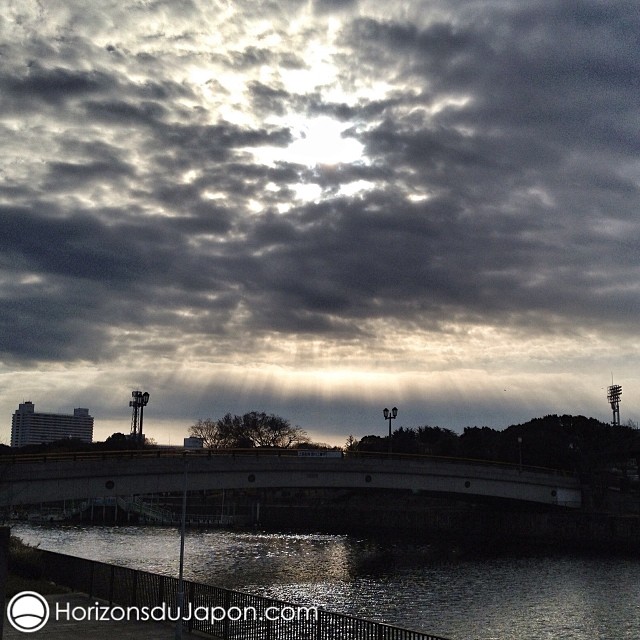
top-left (188, 418), bottom-right (224, 448)
top-left (188, 412), bottom-right (309, 449)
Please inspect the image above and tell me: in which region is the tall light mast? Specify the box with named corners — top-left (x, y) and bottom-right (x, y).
top-left (607, 384), bottom-right (622, 427)
top-left (129, 390), bottom-right (150, 443)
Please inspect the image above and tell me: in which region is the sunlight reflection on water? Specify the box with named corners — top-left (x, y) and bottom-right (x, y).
top-left (11, 524), bottom-right (640, 640)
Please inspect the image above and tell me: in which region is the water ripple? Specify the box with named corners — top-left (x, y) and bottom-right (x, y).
top-left (11, 524), bottom-right (640, 640)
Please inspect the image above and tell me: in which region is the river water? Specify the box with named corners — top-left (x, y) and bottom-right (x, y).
top-left (10, 523), bottom-right (640, 640)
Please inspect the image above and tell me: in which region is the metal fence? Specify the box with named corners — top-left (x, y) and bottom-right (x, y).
top-left (38, 548), bottom-right (450, 640)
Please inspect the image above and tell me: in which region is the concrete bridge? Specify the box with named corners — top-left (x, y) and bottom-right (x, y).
top-left (0, 450), bottom-right (581, 509)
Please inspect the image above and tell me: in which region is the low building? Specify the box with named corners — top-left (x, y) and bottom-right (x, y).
top-left (11, 401), bottom-right (94, 448)
top-left (184, 436), bottom-right (204, 449)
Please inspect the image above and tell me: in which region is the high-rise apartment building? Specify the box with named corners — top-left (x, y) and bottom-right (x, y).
top-left (11, 401), bottom-right (94, 447)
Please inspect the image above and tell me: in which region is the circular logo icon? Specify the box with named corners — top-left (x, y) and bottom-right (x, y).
top-left (7, 591), bottom-right (50, 633)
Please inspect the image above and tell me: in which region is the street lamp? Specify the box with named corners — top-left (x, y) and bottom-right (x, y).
top-left (383, 407), bottom-right (398, 454)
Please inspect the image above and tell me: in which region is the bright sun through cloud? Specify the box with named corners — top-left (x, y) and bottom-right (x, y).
top-left (258, 116), bottom-right (365, 168)
top-left (286, 116), bottom-right (364, 167)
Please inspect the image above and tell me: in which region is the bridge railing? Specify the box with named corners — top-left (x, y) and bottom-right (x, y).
top-left (37, 548), bottom-right (451, 640)
top-left (0, 446), bottom-right (573, 476)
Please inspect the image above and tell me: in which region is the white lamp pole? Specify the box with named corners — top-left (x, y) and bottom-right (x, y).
top-left (175, 457), bottom-right (188, 640)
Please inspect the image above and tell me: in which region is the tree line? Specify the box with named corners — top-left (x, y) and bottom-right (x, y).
top-left (349, 414), bottom-right (640, 472)
top-left (7, 409), bottom-right (638, 476)
top-left (186, 411), bottom-right (639, 473)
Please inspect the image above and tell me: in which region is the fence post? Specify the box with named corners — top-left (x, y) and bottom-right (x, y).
top-left (158, 575), bottom-right (165, 608)
top-left (108, 564), bottom-right (115, 605)
top-left (315, 608), bottom-right (323, 640)
top-left (132, 570), bottom-right (138, 607)
top-left (188, 581), bottom-right (195, 632)
top-left (265, 608), bottom-right (272, 640)
top-left (223, 590), bottom-right (231, 640)
top-left (88, 562), bottom-right (95, 599)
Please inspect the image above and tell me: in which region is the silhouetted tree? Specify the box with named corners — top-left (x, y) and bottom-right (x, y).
top-left (458, 427), bottom-right (501, 461)
top-left (390, 426), bottom-right (418, 453)
top-left (353, 434), bottom-right (386, 453)
top-left (15, 438), bottom-right (93, 455)
top-left (344, 435), bottom-right (358, 451)
top-left (101, 432), bottom-right (131, 451)
top-left (415, 426), bottom-right (459, 456)
top-left (189, 412), bottom-right (309, 449)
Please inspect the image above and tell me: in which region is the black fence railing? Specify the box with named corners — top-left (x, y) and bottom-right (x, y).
top-left (38, 549), bottom-right (451, 640)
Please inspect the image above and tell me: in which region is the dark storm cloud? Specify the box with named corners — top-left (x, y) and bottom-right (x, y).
top-left (239, 193), bottom-right (555, 332)
top-left (2, 63), bottom-right (113, 109)
top-left (248, 81), bottom-right (292, 117)
top-left (0, 202), bottom-right (244, 361)
top-left (1, 0), bottom-right (639, 371)
top-left (308, 3), bottom-right (640, 328)
top-left (0, 293), bottom-right (109, 362)
top-left (1, 205), bottom-right (167, 283)
top-left (313, 0), bottom-right (358, 11)
top-left (85, 99), bottom-right (169, 126)
top-left (343, 5), bottom-right (640, 155)
top-left (227, 47), bottom-right (276, 70)
top-left (45, 159), bottom-right (135, 190)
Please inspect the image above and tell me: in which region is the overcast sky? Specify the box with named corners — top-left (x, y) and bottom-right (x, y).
top-left (1, 0), bottom-right (639, 446)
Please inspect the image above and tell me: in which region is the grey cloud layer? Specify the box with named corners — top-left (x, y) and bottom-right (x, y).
top-left (1, 0), bottom-right (639, 366)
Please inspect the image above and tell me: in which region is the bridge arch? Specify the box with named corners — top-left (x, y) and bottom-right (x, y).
top-left (0, 450), bottom-right (581, 509)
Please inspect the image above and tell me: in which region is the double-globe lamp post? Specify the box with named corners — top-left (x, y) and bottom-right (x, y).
top-left (383, 406), bottom-right (398, 454)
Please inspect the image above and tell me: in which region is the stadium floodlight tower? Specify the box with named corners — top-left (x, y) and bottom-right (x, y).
top-left (129, 390), bottom-right (150, 444)
top-left (607, 384), bottom-right (622, 427)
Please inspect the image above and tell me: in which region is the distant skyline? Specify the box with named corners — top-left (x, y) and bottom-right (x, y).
top-left (1, 1), bottom-right (638, 446)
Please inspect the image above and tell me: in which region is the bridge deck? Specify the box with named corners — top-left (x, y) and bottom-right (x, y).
top-left (0, 450), bottom-right (581, 508)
